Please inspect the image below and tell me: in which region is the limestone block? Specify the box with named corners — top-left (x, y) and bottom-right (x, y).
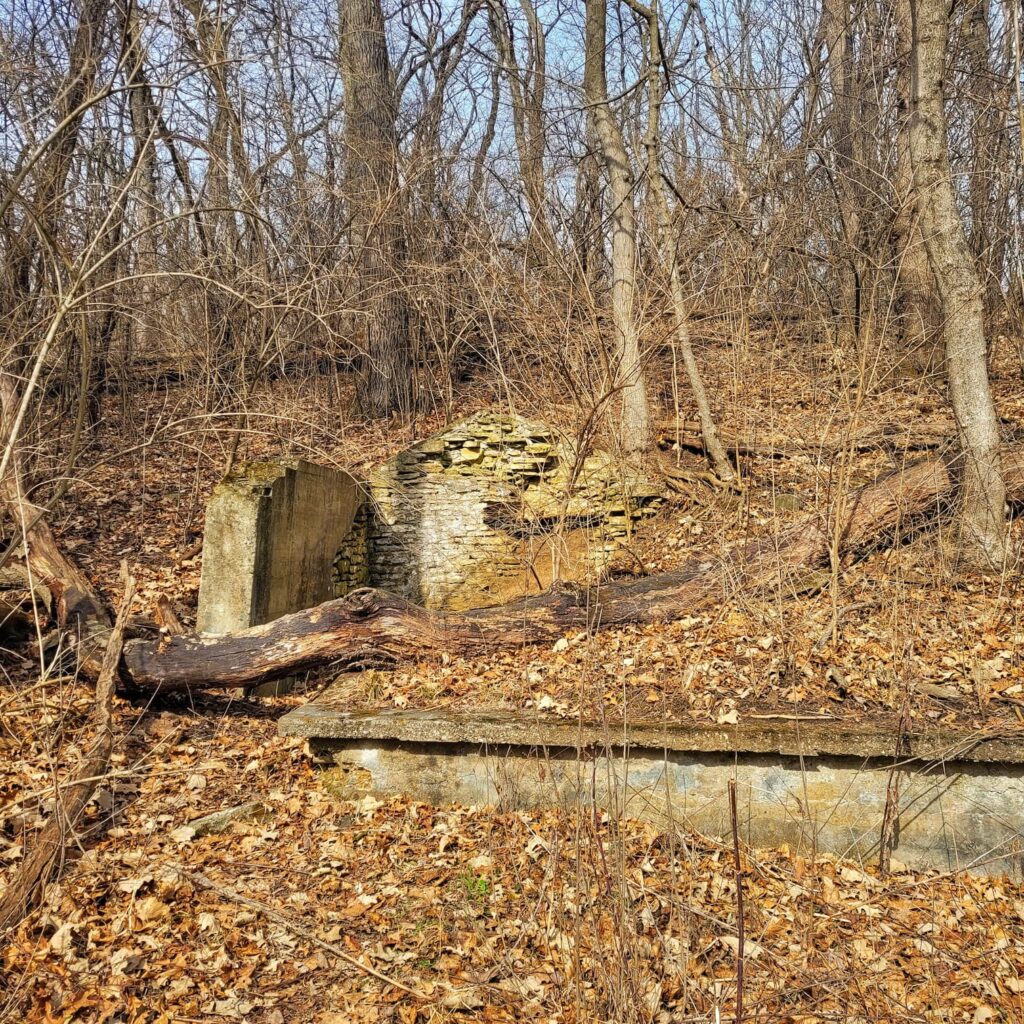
top-left (198, 459), bottom-right (360, 634)
top-left (333, 411), bottom-right (664, 612)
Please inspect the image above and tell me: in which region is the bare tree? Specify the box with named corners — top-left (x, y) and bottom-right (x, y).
top-left (902, 0), bottom-right (1007, 566)
top-left (583, 0), bottom-right (651, 455)
top-left (340, 0), bottom-right (413, 417)
top-left (638, 0), bottom-right (734, 483)
top-left (487, 0), bottom-right (556, 266)
top-left (892, 0), bottom-right (941, 371)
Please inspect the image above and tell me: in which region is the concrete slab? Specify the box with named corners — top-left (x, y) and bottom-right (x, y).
top-left (279, 700), bottom-right (1024, 764)
top-left (280, 695), bottom-right (1024, 876)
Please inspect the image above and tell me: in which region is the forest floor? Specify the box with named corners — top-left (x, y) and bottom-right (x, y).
top-left (3, 332), bottom-right (1024, 1021)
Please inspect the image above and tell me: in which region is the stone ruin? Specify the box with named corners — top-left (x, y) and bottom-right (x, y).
top-left (197, 412), bottom-right (663, 633)
top-left (197, 459), bottom-right (361, 634)
top-left (333, 412), bottom-right (663, 610)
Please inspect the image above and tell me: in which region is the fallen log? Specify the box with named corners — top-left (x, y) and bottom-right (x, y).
top-left (9, 509), bottom-right (112, 675)
top-left (659, 417), bottom-right (962, 459)
top-left (1, 376), bottom-right (112, 675)
top-left (121, 448), bottom-right (1024, 693)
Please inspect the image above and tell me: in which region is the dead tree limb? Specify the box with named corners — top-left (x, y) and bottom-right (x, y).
top-left (659, 417), bottom-right (959, 459)
top-left (1, 375), bottom-right (112, 675)
top-left (120, 448), bottom-right (1024, 693)
top-left (0, 564), bottom-right (135, 935)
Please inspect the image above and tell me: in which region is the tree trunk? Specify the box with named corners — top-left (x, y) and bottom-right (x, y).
top-left (824, 0), bottom-right (861, 350)
top-left (340, 0), bottom-right (413, 419)
top-left (124, 4), bottom-right (161, 357)
top-left (120, 446), bottom-right (1024, 692)
top-left (487, 0), bottom-right (556, 265)
top-left (892, 1), bottom-right (941, 372)
top-left (903, 0), bottom-right (1007, 567)
top-left (962, 0), bottom-right (1006, 324)
top-left (1, 0), bottom-right (110, 368)
top-left (642, 1), bottom-right (734, 484)
top-left (583, 0), bottom-right (651, 455)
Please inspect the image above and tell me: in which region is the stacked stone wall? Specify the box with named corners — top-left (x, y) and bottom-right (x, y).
top-left (334, 412), bottom-right (662, 611)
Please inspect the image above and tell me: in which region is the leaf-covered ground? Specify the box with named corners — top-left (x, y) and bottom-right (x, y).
top-left (4, 694), bottom-right (1024, 1023)
top-left (36, 337), bottom-right (1024, 730)
top-left (3, 337), bottom-right (1024, 1021)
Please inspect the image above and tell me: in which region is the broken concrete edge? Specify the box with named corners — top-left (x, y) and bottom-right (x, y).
top-left (277, 704), bottom-right (1024, 766)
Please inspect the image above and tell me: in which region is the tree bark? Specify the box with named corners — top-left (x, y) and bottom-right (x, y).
top-left (340, 0), bottom-right (413, 419)
top-left (641, 0), bottom-right (734, 483)
top-left (583, 0), bottom-right (651, 455)
top-left (120, 446), bottom-right (1024, 693)
top-left (892, 2), bottom-right (941, 372)
top-left (1, 376), bottom-right (111, 676)
top-left (903, 0), bottom-right (1008, 567)
top-left (487, 0), bottom-right (556, 265)
top-left (823, 0), bottom-right (862, 350)
top-left (962, 0), bottom-right (1006, 324)
top-left (2, 0), bottom-right (110, 323)
top-left (124, 2), bottom-right (162, 355)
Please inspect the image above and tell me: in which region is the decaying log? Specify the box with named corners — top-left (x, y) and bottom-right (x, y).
top-left (8, 510), bottom-right (112, 675)
top-left (121, 448), bottom-right (1024, 693)
top-left (659, 417), bottom-right (962, 459)
top-left (1, 376), bottom-right (112, 675)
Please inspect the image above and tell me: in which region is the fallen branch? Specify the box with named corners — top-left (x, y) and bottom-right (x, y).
top-left (0, 563), bottom-right (135, 935)
top-left (178, 868), bottom-right (430, 999)
top-left (120, 448), bottom-right (1024, 693)
top-left (1, 376), bottom-right (112, 675)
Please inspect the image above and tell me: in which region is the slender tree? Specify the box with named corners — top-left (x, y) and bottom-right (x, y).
top-left (487, 0), bottom-right (556, 265)
top-left (639, 0), bottom-right (734, 482)
top-left (583, 0), bottom-right (651, 455)
top-left (892, 0), bottom-right (941, 371)
top-left (902, 0), bottom-right (1007, 566)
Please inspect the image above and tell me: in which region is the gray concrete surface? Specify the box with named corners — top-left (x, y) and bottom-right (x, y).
top-left (197, 459), bottom-right (360, 694)
top-left (198, 459), bottom-right (360, 633)
top-left (280, 700), bottom-right (1024, 876)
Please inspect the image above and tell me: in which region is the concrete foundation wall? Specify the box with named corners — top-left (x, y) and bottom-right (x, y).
top-left (198, 459), bottom-right (360, 634)
top-left (311, 739), bottom-right (1024, 876)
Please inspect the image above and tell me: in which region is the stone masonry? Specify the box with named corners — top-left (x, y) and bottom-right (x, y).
top-left (334, 411), bottom-right (663, 610)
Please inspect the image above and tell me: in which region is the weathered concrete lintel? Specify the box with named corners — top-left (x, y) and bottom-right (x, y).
top-left (278, 704), bottom-right (1024, 765)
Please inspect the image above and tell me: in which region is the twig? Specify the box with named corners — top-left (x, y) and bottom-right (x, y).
top-left (812, 599), bottom-right (881, 652)
top-left (177, 867), bottom-right (431, 999)
top-left (878, 697), bottom-right (911, 877)
top-left (729, 779), bottom-right (745, 1024)
top-left (747, 713), bottom-right (834, 721)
